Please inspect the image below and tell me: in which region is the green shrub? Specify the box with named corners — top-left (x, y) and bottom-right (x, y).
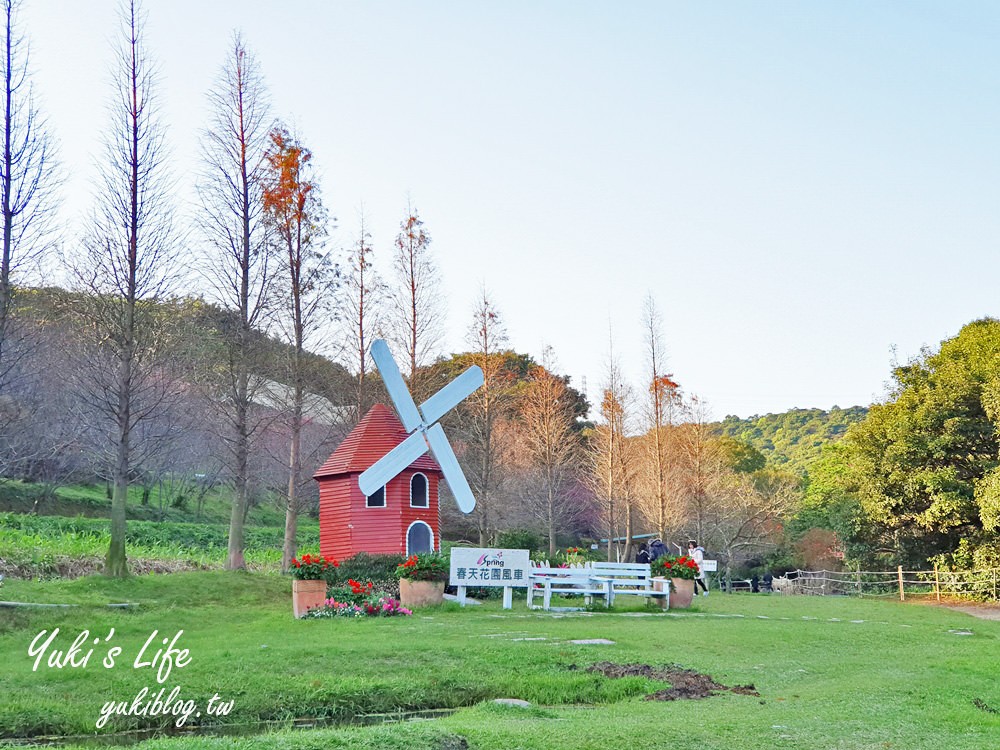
top-left (326, 552), bottom-right (405, 597)
top-left (496, 528), bottom-right (542, 551)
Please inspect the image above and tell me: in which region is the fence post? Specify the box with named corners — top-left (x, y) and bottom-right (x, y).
top-left (856, 567), bottom-right (862, 598)
top-left (994, 568), bottom-right (998, 601)
top-left (934, 564), bottom-right (940, 602)
top-left (898, 565), bottom-right (905, 602)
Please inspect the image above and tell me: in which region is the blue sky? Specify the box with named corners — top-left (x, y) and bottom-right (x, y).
top-left (22, 1), bottom-right (1000, 419)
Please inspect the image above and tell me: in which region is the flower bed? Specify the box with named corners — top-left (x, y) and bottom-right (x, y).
top-left (303, 576), bottom-right (412, 618)
top-left (305, 595), bottom-right (412, 618)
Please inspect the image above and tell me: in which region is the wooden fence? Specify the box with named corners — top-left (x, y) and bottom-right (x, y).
top-left (772, 567), bottom-right (1000, 602)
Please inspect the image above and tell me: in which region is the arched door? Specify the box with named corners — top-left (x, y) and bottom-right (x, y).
top-left (406, 520), bottom-right (433, 555)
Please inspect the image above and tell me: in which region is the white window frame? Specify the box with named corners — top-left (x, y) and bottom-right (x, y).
top-left (365, 485), bottom-right (387, 509)
top-left (409, 472), bottom-right (429, 509)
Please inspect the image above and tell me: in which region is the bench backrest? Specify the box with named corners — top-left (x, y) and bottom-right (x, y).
top-left (529, 567), bottom-right (594, 582)
top-left (589, 562), bottom-right (652, 578)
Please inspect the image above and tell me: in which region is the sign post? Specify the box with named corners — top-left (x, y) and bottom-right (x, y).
top-left (449, 548), bottom-right (530, 609)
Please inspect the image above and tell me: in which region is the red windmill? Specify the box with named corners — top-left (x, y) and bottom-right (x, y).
top-left (314, 404), bottom-right (442, 558)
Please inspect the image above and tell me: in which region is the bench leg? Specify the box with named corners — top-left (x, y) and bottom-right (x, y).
top-left (604, 581), bottom-right (613, 608)
top-left (543, 582), bottom-right (552, 610)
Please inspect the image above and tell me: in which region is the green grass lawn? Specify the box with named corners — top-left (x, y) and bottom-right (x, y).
top-left (0, 573), bottom-right (997, 749)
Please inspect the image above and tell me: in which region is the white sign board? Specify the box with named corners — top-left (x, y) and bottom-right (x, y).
top-left (450, 548), bottom-right (531, 587)
top-left (701, 559), bottom-right (718, 572)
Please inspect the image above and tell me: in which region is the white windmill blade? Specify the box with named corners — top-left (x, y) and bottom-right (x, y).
top-left (358, 431), bottom-right (429, 496)
top-left (425, 423), bottom-right (476, 514)
top-left (371, 340), bottom-right (422, 433)
top-left (419, 366), bottom-right (484, 425)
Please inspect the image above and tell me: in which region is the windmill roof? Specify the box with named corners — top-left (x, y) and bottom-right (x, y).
top-left (313, 403), bottom-right (440, 479)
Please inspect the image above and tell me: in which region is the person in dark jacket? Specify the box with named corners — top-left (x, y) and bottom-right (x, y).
top-left (648, 538), bottom-right (668, 561)
top-left (636, 542), bottom-right (650, 564)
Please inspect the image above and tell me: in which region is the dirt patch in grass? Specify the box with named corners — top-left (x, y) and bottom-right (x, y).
top-left (584, 662), bottom-right (760, 701)
top-left (940, 603), bottom-right (1000, 621)
top-left (973, 698), bottom-right (998, 714)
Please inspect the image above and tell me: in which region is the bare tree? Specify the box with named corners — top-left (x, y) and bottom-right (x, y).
top-left (705, 470), bottom-right (796, 587)
top-left (261, 125), bottom-right (335, 570)
top-left (638, 294), bottom-right (684, 538)
top-left (69, 0), bottom-right (176, 577)
top-left (589, 336), bottom-right (637, 562)
top-left (516, 347), bottom-right (583, 556)
top-left (462, 287), bottom-right (511, 545)
top-left (0, 0), bottom-right (58, 447)
top-left (197, 33), bottom-right (273, 570)
top-left (343, 209), bottom-right (381, 422)
top-left (390, 203), bottom-right (441, 400)
top-left (673, 396), bottom-right (727, 545)
top-left (1, 304), bottom-right (84, 503)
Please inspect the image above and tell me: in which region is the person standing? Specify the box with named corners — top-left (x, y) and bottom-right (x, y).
top-left (636, 542), bottom-right (650, 565)
top-left (688, 540), bottom-right (709, 596)
top-left (649, 538), bottom-right (667, 561)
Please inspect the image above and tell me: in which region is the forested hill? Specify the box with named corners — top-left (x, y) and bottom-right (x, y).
top-left (15, 286), bottom-right (356, 405)
top-left (714, 406), bottom-right (868, 474)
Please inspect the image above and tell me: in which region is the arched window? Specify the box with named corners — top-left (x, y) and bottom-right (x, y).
top-left (410, 473), bottom-right (428, 508)
top-left (366, 486), bottom-right (386, 508)
top-left (406, 520), bottom-right (434, 555)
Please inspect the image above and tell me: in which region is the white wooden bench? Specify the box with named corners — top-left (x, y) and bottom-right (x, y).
top-left (526, 567), bottom-right (612, 610)
top-left (589, 562), bottom-right (669, 607)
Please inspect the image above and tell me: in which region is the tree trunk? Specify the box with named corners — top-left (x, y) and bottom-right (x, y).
top-left (106, 475), bottom-right (129, 577)
top-left (282, 501), bottom-right (298, 571)
top-left (228, 478), bottom-right (247, 569)
top-left (105, 352), bottom-right (132, 578)
top-left (623, 504), bottom-right (634, 563)
top-left (282, 376), bottom-right (303, 571)
top-left (547, 481), bottom-right (556, 558)
top-left (227, 389), bottom-right (249, 570)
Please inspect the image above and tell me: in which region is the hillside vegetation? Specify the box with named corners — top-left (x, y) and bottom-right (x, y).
top-left (715, 406), bottom-right (868, 474)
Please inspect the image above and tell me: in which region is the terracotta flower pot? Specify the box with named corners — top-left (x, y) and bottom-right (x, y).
top-left (399, 578), bottom-right (445, 608)
top-left (669, 577), bottom-right (695, 609)
top-left (292, 578), bottom-right (327, 619)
